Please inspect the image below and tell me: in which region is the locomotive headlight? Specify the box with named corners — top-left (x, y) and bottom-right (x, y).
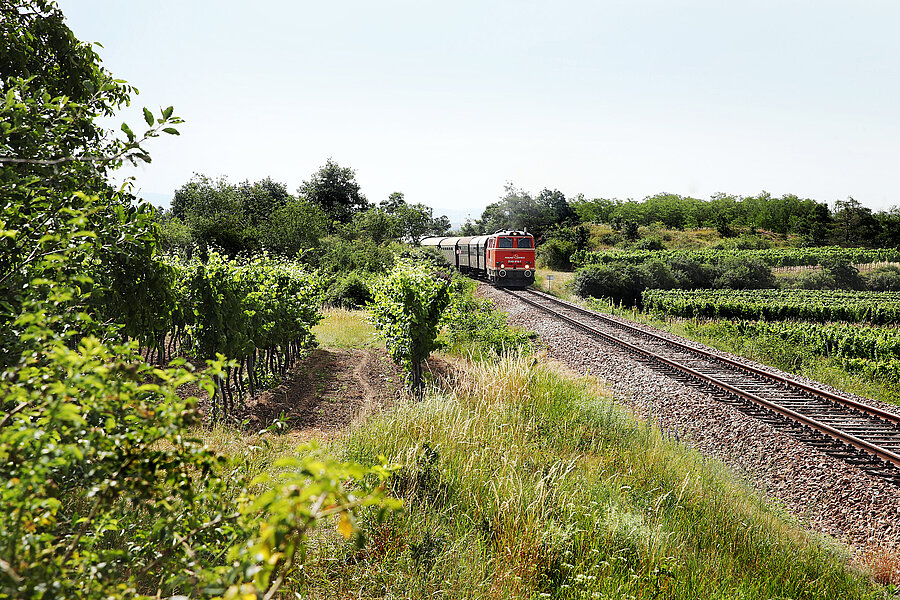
top-left (499, 269), bottom-right (507, 277)
top-left (500, 263), bottom-right (505, 268)
top-left (524, 270), bottom-right (532, 278)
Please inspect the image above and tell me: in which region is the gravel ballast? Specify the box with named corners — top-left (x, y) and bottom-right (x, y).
top-left (479, 284), bottom-right (900, 552)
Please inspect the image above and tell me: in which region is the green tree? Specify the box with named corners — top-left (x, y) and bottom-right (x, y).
top-left (171, 174), bottom-right (246, 254)
top-left (298, 158), bottom-right (369, 226)
top-left (1, 4), bottom-right (398, 597)
top-left (369, 260), bottom-right (451, 393)
top-left (834, 196), bottom-right (880, 246)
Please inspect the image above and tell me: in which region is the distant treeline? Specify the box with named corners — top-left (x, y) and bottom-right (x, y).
top-left (462, 186), bottom-right (900, 248)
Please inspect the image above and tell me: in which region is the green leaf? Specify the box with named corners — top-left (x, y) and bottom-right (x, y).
top-left (163, 106), bottom-right (174, 119)
top-left (121, 122), bottom-right (135, 141)
top-left (162, 127), bottom-right (179, 135)
top-left (143, 107), bottom-right (153, 126)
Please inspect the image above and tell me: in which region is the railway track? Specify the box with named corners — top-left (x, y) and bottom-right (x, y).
top-left (502, 287), bottom-right (900, 486)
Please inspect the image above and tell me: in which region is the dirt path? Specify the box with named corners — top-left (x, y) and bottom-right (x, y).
top-left (351, 349), bottom-right (378, 420)
top-left (237, 348), bottom-right (405, 437)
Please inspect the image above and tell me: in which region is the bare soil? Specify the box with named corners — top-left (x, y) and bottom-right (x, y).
top-left (185, 348), bottom-right (458, 440)
top-left (239, 348), bottom-right (406, 438)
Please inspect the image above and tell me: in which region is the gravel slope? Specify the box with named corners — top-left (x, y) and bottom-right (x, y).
top-left (479, 284), bottom-right (900, 552)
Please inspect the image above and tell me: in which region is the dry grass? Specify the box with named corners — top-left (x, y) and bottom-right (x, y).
top-left (858, 546), bottom-right (900, 586)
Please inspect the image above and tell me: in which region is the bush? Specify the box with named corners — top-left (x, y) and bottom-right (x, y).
top-left (794, 269), bottom-right (836, 290)
top-left (669, 256), bottom-right (719, 289)
top-left (325, 271), bottom-right (373, 308)
top-left (573, 264), bottom-right (645, 306)
top-left (714, 257), bottom-right (775, 290)
top-left (537, 238), bottom-right (575, 270)
top-left (573, 265), bottom-right (624, 302)
top-left (867, 265), bottom-right (900, 291)
top-left (642, 259), bottom-right (678, 290)
top-left (443, 276), bottom-right (534, 356)
top-left (315, 237), bottom-right (396, 274)
top-left (632, 236), bottom-right (666, 251)
top-left (822, 258), bottom-right (865, 290)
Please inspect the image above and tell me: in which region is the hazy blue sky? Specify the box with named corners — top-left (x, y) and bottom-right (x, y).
top-left (57, 0), bottom-right (900, 221)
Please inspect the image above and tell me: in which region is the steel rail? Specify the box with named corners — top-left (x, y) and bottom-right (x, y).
top-left (522, 288), bottom-right (900, 427)
top-left (504, 288), bottom-right (900, 471)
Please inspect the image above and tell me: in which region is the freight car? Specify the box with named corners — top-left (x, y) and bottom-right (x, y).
top-left (420, 230), bottom-right (536, 288)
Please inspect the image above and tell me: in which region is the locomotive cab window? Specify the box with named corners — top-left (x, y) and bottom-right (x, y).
top-left (516, 238), bottom-right (533, 248)
top-left (498, 237), bottom-right (514, 248)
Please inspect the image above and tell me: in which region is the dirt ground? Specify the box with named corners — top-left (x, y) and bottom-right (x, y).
top-left (192, 348), bottom-right (457, 440)
top-left (236, 348), bottom-right (406, 437)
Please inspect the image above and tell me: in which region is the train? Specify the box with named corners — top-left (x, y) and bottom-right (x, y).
top-left (420, 230), bottom-right (536, 288)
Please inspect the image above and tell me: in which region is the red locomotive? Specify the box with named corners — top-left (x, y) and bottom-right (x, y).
top-left (420, 230), bottom-right (536, 288)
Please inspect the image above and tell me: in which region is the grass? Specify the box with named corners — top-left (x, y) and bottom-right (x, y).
top-left (184, 305), bottom-right (895, 598)
top-left (534, 268), bottom-right (577, 299)
top-left (284, 353), bottom-right (886, 599)
top-left (312, 307), bottom-right (380, 348)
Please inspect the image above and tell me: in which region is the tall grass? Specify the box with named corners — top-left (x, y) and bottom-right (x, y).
top-left (293, 353), bottom-right (881, 599)
top-left (312, 307), bottom-right (380, 348)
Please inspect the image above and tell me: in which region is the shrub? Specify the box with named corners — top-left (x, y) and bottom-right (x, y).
top-left (633, 236), bottom-right (666, 251)
top-left (669, 256), bottom-right (719, 289)
top-left (573, 265), bottom-right (624, 302)
top-left (794, 269), bottom-right (836, 290)
top-left (822, 258), bottom-right (865, 291)
top-left (443, 276), bottom-right (534, 355)
top-left (537, 238), bottom-right (575, 270)
top-left (325, 271), bottom-right (373, 308)
top-left (867, 265), bottom-right (900, 292)
top-left (714, 257), bottom-right (775, 290)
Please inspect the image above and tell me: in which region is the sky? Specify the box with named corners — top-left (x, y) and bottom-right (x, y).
top-left (57, 0), bottom-right (900, 224)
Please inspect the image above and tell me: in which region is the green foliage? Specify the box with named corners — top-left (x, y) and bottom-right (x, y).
top-left (298, 158), bottom-right (369, 226)
top-left (1, 4), bottom-right (400, 597)
top-left (713, 320), bottom-right (900, 382)
top-left (369, 260), bottom-right (451, 392)
top-left (536, 238), bottom-right (575, 270)
top-left (442, 276), bottom-right (534, 356)
top-left (866, 265), bottom-right (900, 292)
top-left (574, 246), bottom-right (900, 270)
top-left (713, 256), bottom-right (775, 290)
top-left (821, 257), bottom-right (865, 291)
top-left (643, 288), bottom-right (900, 324)
top-left (0, 318), bottom-right (398, 598)
top-left (573, 264), bottom-right (644, 306)
top-left (316, 235), bottom-right (396, 275)
top-left (168, 174), bottom-right (328, 257)
top-left (632, 235), bottom-right (666, 251)
top-left (324, 271), bottom-right (373, 309)
top-left (166, 253), bottom-right (323, 418)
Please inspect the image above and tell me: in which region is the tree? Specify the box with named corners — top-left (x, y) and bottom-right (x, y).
top-left (1, 0), bottom-right (181, 365)
top-left (171, 174), bottom-right (246, 254)
top-left (834, 197), bottom-right (880, 246)
top-left (298, 158), bottom-right (369, 226)
top-left (369, 260), bottom-right (451, 393)
top-left (477, 184), bottom-right (555, 238)
top-left (537, 188), bottom-right (575, 225)
top-left (1, 4), bottom-right (397, 596)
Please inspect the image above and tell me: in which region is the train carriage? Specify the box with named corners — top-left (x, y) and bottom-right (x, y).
top-left (421, 230), bottom-right (535, 288)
